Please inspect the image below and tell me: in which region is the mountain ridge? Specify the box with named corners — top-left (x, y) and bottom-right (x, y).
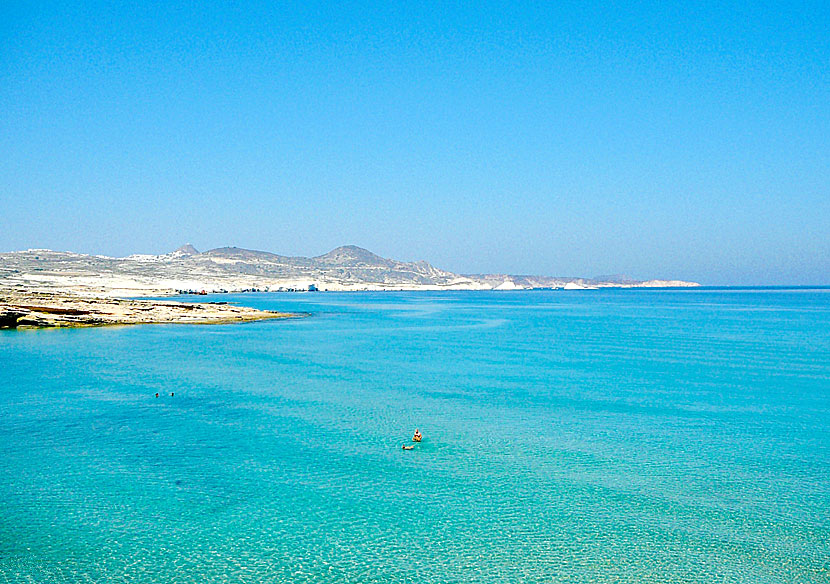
top-left (0, 244), bottom-right (700, 296)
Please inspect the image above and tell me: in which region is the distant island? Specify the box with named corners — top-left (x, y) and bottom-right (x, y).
top-left (0, 244), bottom-right (699, 297)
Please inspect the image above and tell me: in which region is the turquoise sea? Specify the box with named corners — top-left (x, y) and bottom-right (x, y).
top-left (1, 289), bottom-right (828, 583)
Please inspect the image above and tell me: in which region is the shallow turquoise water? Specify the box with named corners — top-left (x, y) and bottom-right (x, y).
top-left (1, 289), bottom-right (828, 583)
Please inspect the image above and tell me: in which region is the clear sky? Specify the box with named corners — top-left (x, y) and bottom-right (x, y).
top-left (1, 1), bottom-right (828, 285)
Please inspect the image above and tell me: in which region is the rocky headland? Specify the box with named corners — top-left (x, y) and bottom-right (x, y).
top-left (0, 291), bottom-right (297, 329)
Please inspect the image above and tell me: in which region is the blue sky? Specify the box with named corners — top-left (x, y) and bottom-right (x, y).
top-left (1, 1), bottom-right (828, 284)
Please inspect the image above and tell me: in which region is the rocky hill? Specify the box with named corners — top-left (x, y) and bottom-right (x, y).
top-left (0, 245), bottom-right (699, 296)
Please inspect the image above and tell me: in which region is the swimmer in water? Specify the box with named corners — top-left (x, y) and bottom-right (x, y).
top-left (412, 428), bottom-right (422, 442)
top-left (402, 445), bottom-right (414, 450)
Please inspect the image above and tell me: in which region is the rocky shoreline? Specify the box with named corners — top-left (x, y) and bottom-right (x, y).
top-left (0, 291), bottom-right (299, 329)
top-left (0, 245), bottom-right (700, 296)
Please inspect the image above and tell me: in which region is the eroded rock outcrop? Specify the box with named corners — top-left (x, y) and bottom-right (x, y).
top-left (0, 292), bottom-right (299, 329)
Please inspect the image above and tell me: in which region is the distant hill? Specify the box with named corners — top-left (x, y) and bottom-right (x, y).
top-left (172, 243), bottom-right (200, 256)
top-left (315, 245), bottom-right (393, 266)
top-left (0, 245), bottom-right (699, 296)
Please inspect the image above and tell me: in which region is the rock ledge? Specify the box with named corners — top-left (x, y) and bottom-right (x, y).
top-left (0, 292), bottom-right (299, 329)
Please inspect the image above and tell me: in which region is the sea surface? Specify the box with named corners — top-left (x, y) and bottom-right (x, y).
top-left (1, 289), bottom-right (828, 583)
